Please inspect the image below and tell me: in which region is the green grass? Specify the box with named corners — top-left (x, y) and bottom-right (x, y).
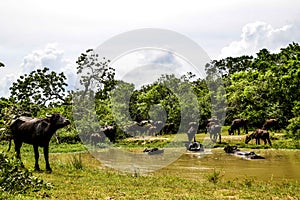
top-left (0, 151), bottom-right (299, 200)
top-left (1, 130), bottom-right (299, 199)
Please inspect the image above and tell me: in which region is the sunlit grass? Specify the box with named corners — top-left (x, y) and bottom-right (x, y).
top-left (0, 130), bottom-right (299, 199)
top-left (1, 151), bottom-right (299, 199)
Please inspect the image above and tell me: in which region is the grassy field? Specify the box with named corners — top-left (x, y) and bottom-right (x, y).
top-left (1, 129), bottom-right (299, 199)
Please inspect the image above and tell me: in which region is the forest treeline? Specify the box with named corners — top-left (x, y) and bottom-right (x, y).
top-left (0, 42), bottom-right (299, 142)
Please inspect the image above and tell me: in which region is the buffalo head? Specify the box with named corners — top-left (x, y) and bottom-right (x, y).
top-left (245, 135), bottom-right (251, 144)
top-left (46, 113), bottom-right (71, 128)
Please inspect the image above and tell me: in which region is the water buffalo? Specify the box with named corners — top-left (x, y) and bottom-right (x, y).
top-left (245, 129), bottom-right (272, 146)
top-left (223, 145), bottom-right (264, 159)
top-left (90, 132), bottom-right (105, 146)
top-left (207, 124), bottom-right (221, 143)
top-left (101, 126), bottom-right (117, 143)
top-left (262, 118), bottom-right (279, 131)
top-left (205, 118), bottom-right (218, 134)
top-left (228, 118), bottom-right (248, 135)
top-left (148, 125), bottom-right (157, 136)
top-left (8, 114), bottom-right (70, 172)
top-left (187, 123), bottom-right (198, 143)
top-left (162, 123), bottom-right (175, 134)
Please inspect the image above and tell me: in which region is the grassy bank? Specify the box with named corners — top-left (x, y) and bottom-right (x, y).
top-left (0, 129), bottom-right (299, 199)
top-left (1, 150), bottom-right (299, 200)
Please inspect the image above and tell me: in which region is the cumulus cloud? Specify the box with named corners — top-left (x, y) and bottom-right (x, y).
top-left (0, 44), bottom-right (76, 97)
top-left (0, 74), bottom-right (16, 98)
top-left (112, 49), bottom-right (200, 88)
top-left (219, 21), bottom-right (300, 58)
top-left (20, 43), bottom-right (77, 90)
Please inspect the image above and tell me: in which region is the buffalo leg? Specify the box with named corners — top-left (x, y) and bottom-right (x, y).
top-left (33, 145), bottom-right (40, 171)
top-left (44, 146), bottom-right (52, 172)
top-left (14, 141), bottom-right (24, 167)
top-left (263, 138), bottom-right (267, 145)
top-left (267, 137), bottom-right (272, 146)
top-left (14, 141), bottom-right (22, 159)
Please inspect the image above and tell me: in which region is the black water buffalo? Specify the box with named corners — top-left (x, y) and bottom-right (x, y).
top-left (162, 123), bottom-right (175, 134)
top-left (207, 124), bottom-right (221, 143)
top-left (245, 129), bottom-right (272, 146)
top-left (8, 114), bottom-right (70, 172)
top-left (90, 132), bottom-right (105, 146)
top-left (228, 118), bottom-right (248, 135)
top-left (223, 145), bottom-right (264, 159)
top-left (101, 126), bottom-right (117, 143)
top-left (262, 118), bottom-right (279, 131)
top-left (148, 125), bottom-right (158, 136)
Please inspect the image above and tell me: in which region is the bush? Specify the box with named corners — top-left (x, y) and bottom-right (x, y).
top-left (0, 153), bottom-right (52, 194)
top-left (285, 117), bottom-right (300, 140)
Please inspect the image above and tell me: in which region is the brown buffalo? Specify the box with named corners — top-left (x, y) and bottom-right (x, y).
top-left (205, 118), bottom-right (218, 134)
top-left (8, 114), bottom-right (70, 172)
top-left (228, 118), bottom-right (248, 135)
top-left (262, 118), bottom-right (279, 131)
top-left (245, 129), bottom-right (272, 146)
top-left (207, 124), bottom-right (222, 143)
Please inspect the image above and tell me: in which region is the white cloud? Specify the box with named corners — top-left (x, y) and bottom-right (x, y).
top-left (219, 21), bottom-right (300, 58)
top-left (111, 49), bottom-right (201, 88)
top-left (0, 44), bottom-right (76, 97)
top-left (20, 43), bottom-right (77, 89)
top-left (0, 74), bottom-right (16, 98)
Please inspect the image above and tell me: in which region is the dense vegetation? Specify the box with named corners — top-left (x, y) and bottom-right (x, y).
top-left (0, 43), bottom-right (299, 143)
top-left (0, 42), bottom-right (299, 196)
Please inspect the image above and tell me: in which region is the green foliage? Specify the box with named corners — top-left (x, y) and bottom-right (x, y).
top-left (0, 153), bottom-right (52, 194)
top-left (10, 67), bottom-right (68, 106)
top-left (211, 42), bottom-right (300, 133)
top-left (2, 43), bottom-right (300, 145)
top-left (9, 67), bottom-right (69, 116)
top-left (285, 117), bottom-right (300, 141)
top-left (76, 49), bottom-right (116, 101)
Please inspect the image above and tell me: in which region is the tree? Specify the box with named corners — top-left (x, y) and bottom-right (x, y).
top-left (76, 49), bottom-right (116, 101)
top-left (9, 67), bottom-right (68, 115)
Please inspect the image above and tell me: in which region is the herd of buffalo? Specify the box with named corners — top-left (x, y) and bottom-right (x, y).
top-left (2, 113), bottom-right (278, 171)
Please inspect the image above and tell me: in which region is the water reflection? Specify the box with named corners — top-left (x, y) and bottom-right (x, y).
top-left (156, 149), bottom-right (300, 182)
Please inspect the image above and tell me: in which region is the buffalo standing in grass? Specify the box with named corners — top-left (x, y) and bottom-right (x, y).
top-left (262, 118), bottom-right (279, 132)
top-left (228, 118), bottom-right (248, 135)
top-left (207, 124), bottom-right (222, 143)
top-left (8, 114), bottom-right (71, 172)
top-left (205, 118), bottom-right (218, 134)
top-left (245, 129), bottom-right (272, 146)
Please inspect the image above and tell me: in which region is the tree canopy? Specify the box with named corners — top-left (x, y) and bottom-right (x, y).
top-left (1, 42), bottom-right (299, 142)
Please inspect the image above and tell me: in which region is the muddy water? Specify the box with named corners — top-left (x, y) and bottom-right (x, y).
top-left (155, 149), bottom-right (300, 182)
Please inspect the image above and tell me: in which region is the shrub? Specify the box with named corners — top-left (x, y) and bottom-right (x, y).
top-left (285, 117), bottom-right (300, 140)
top-left (0, 153), bottom-right (52, 194)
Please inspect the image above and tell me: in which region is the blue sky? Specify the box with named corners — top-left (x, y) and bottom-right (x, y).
top-left (1, 0), bottom-right (300, 97)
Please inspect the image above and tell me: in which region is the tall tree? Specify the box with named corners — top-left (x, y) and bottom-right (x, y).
top-left (76, 49), bottom-right (116, 101)
top-left (9, 67), bottom-right (68, 115)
